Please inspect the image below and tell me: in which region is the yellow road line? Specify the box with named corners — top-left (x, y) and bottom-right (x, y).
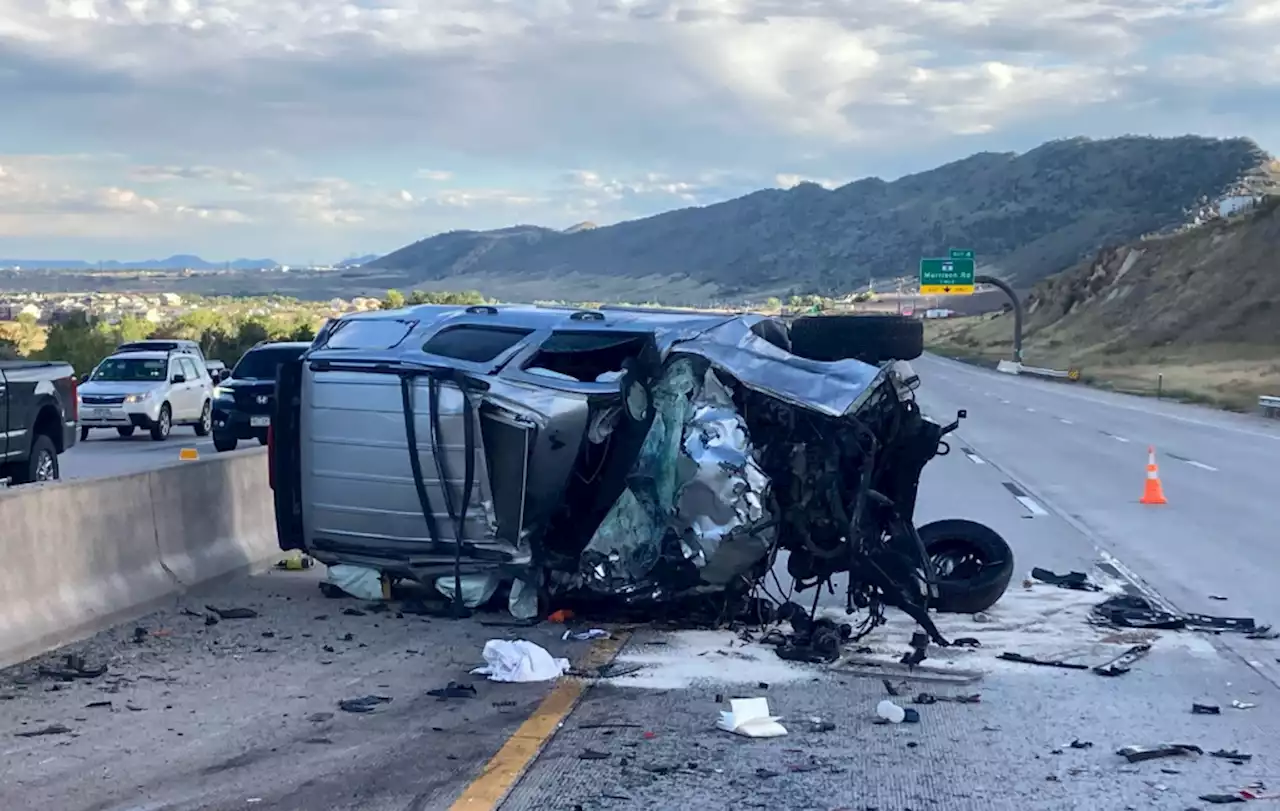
top-left (449, 631), bottom-right (631, 811)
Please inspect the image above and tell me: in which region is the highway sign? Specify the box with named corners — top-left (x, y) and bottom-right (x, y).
top-left (920, 256), bottom-right (975, 295)
top-left (949, 249), bottom-right (974, 260)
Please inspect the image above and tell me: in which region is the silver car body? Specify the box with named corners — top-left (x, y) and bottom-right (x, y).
top-left (294, 304), bottom-right (890, 595)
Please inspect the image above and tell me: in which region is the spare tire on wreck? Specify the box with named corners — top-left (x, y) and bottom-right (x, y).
top-left (787, 314), bottom-right (924, 364)
top-left (919, 519), bottom-right (1015, 614)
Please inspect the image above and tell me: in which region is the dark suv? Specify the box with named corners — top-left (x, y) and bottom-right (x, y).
top-left (211, 341), bottom-right (311, 452)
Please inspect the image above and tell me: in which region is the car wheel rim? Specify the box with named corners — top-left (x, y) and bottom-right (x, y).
top-left (201, 405), bottom-right (211, 432)
top-left (35, 451), bottom-right (55, 481)
top-left (162, 411), bottom-right (170, 434)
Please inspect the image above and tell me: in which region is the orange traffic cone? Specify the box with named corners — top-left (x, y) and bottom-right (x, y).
top-left (1140, 446), bottom-right (1167, 505)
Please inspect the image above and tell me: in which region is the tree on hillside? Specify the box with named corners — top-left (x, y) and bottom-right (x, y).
top-left (382, 289), bottom-right (406, 310)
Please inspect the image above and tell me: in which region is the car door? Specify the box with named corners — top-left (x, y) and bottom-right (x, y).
top-left (184, 357), bottom-right (209, 409)
top-left (180, 358), bottom-right (204, 418)
top-left (168, 357), bottom-right (193, 420)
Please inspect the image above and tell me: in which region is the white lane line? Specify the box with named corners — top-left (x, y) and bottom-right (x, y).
top-left (1025, 407), bottom-right (1036, 413)
top-left (1058, 418), bottom-right (1074, 425)
top-left (1099, 430), bottom-right (1130, 443)
top-left (1186, 460), bottom-right (1218, 472)
top-left (964, 452), bottom-right (986, 465)
top-left (1016, 496), bottom-right (1049, 516)
top-left (998, 398), bottom-right (1010, 404)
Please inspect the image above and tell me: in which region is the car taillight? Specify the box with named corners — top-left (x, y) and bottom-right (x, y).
top-left (267, 423), bottom-right (275, 489)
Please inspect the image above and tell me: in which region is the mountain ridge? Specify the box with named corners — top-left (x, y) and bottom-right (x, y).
top-left (0, 255), bottom-right (280, 271)
top-left (369, 135), bottom-right (1279, 299)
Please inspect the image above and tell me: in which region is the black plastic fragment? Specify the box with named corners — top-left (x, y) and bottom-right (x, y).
top-left (999, 652), bottom-right (1089, 670)
top-left (338, 695), bottom-right (392, 713)
top-left (1116, 743), bottom-right (1202, 763)
top-left (1093, 643), bottom-right (1152, 676)
top-left (1031, 568), bottom-right (1102, 592)
top-left (205, 605), bottom-right (258, 620)
top-left (426, 682), bottom-right (477, 700)
top-left (1192, 703), bottom-right (1221, 715)
top-left (15, 724), bottom-right (71, 737)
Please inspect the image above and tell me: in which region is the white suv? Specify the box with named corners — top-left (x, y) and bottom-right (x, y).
top-left (77, 350), bottom-right (215, 441)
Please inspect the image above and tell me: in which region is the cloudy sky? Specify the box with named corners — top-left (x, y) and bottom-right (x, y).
top-left (2, 0), bottom-right (1278, 263)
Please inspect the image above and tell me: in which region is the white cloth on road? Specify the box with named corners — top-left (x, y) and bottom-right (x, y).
top-left (324, 564), bottom-right (383, 601)
top-left (471, 639), bottom-right (570, 683)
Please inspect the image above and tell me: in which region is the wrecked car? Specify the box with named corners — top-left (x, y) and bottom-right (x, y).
top-left (269, 305), bottom-right (1014, 641)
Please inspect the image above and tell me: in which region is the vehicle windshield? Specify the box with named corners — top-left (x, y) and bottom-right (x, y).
top-left (92, 357), bottom-right (167, 382)
top-left (232, 346), bottom-right (307, 380)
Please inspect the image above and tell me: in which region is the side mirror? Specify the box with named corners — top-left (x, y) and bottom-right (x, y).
top-left (171, 374), bottom-right (186, 384)
top-left (219, 369), bottom-right (231, 382)
top-left (79, 373), bottom-right (91, 384)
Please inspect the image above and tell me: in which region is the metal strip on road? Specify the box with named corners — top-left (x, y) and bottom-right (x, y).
top-left (1001, 481), bottom-right (1048, 517)
top-left (1165, 451), bottom-right (1219, 472)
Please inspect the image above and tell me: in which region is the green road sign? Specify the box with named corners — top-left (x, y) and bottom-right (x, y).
top-left (949, 248), bottom-right (974, 260)
top-left (919, 256), bottom-right (975, 295)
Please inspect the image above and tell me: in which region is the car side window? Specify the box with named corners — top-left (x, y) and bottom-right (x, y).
top-left (182, 358), bottom-right (202, 380)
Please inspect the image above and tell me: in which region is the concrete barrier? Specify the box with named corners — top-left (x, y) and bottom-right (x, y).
top-left (0, 449), bottom-right (277, 669)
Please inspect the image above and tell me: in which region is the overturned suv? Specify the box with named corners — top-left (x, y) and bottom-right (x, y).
top-left (270, 305), bottom-right (1013, 641)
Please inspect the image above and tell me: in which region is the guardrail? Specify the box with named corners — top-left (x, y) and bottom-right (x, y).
top-left (1261, 395), bottom-right (1280, 418)
top-left (993, 361), bottom-right (1081, 381)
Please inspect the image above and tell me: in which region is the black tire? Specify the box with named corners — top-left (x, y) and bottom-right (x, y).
top-left (919, 519), bottom-right (1015, 614)
top-left (789, 314), bottom-right (923, 364)
top-left (213, 434), bottom-right (238, 453)
top-left (150, 404), bottom-right (172, 441)
top-left (116, 426), bottom-right (135, 438)
top-left (13, 433), bottom-right (59, 484)
top-left (257, 435), bottom-right (268, 446)
top-left (80, 426), bottom-right (90, 441)
top-left (194, 401), bottom-right (212, 436)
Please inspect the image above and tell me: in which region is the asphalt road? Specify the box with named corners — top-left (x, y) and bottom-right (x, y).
top-left (913, 354), bottom-right (1280, 647)
top-left (58, 429), bottom-right (261, 480)
top-left (3, 359), bottom-right (1279, 810)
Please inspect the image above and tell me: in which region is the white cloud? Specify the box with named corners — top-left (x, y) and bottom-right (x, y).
top-left (1, 0), bottom-right (1279, 259)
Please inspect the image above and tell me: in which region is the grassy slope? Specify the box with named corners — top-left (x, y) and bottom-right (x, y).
top-left (924, 199), bottom-right (1280, 412)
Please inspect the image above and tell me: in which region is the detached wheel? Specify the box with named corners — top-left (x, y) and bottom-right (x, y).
top-left (919, 519), bottom-right (1015, 614)
top-left (789, 314), bottom-right (923, 364)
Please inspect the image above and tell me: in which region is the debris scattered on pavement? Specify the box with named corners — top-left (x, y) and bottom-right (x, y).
top-left (14, 724), bottom-right (72, 737)
top-left (1210, 749), bottom-right (1253, 764)
top-left (900, 631), bottom-right (930, 667)
top-left (1200, 783), bottom-right (1280, 804)
top-left (998, 652), bottom-right (1089, 670)
top-left (338, 695), bottom-right (392, 713)
top-left (1247, 628), bottom-right (1280, 640)
top-left (563, 629), bottom-right (611, 641)
top-left (717, 697), bottom-right (787, 738)
top-left (1231, 700), bottom-right (1257, 710)
top-left (342, 608), bottom-right (366, 617)
top-left (807, 717), bottom-right (837, 732)
top-left (875, 700), bottom-right (919, 724)
top-left (1193, 703), bottom-right (1222, 715)
top-left (1032, 568), bottom-right (1102, 592)
top-left (913, 692), bottom-right (981, 705)
top-left (578, 749), bottom-right (611, 760)
top-left (1091, 594), bottom-right (1265, 636)
top-left (1199, 794), bottom-right (1247, 805)
top-left (471, 640), bottom-right (570, 683)
top-left (37, 654), bottom-right (107, 681)
top-left (307, 712), bottom-right (333, 723)
top-left (1069, 739), bottom-right (1094, 749)
top-left (1093, 643), bottom-right (1152, 676)
top-left (1116, 744), bottom-right (1203, 763)
top-left (882, 679), bottom-right (902, 696)
top-left (590, 662), bottom-right (645, 679)
top-left (953, 637), bottom-right (981, 647)
top-left (324, 564), bottom-right (383, 601)
top-left (1210, 595), bottom-right (1229, 601)
top-left (426, 682), bottom-right (477, 700)
top-left (204, 605), bottom-right (258, 620)
top-left (85, 701), bottom-right (112, 709)
top-left (769, 604), bottom-right (852, 664)
top-left (547, 609), bottom-right (575, 623)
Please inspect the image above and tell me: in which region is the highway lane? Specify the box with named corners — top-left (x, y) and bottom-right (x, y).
top-left (58, 429), bottom-right (260, 480)
top-left (7, 396), bottom-right (1279, 810)
top-left (915, 353), bottom-right (1280, 651)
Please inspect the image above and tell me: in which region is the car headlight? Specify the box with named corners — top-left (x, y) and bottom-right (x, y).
top-left (124, 391), bottom-right (151, 404)
top-left (213, 386), bottom-right (232, 399)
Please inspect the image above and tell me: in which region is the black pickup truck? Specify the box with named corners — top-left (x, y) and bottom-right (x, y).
top-left (0, 361), bottom-right (79, 484)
